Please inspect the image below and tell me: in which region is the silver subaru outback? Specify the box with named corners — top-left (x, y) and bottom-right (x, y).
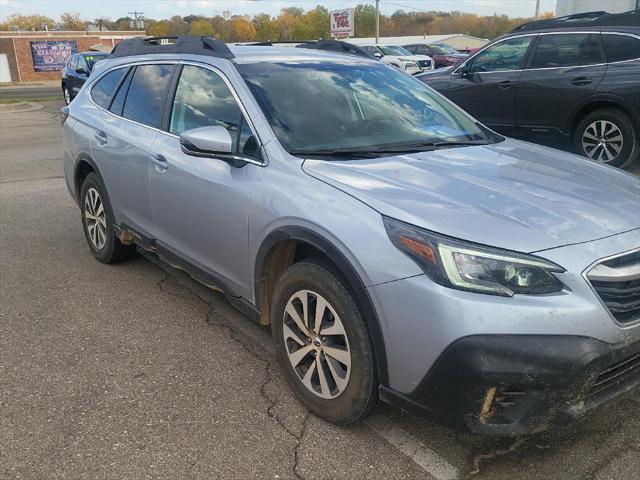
top-left (62, 36), bottom-right (640, 434)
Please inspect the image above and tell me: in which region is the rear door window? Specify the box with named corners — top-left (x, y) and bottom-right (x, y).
top-left (169, 65), bottom-right (260, 159)
top-left (530, 34), bottom-right (602, 68)
top-left (91, 68), bottom-right (127, 109)
top-left (602, 34), bottom-right (640, 62)
top-left (122, 64), bottom-right (175, 129)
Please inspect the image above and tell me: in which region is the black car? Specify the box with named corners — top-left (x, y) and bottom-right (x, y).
top-left (61, 52), bottom-right (110, 105)
top-left (418, 10), bottom-right (640, 168)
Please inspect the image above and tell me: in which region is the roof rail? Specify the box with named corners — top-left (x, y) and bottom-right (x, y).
top-left (237, 39), bottom-right (376, 59)
top-left (511, 9), bottom-right (639, 32)
top-left (110, 35), bottom-right (234, 59)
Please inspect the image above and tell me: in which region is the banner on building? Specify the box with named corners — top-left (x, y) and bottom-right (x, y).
top-left (30, 40), bottom-right (77, 72)
top-left (330, 8), bottom-right (354, 38)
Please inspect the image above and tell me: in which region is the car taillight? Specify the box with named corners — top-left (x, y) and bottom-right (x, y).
top-left (60, 106), bottom-right (69, 125)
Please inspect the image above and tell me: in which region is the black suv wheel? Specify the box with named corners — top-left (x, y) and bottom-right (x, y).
top-left (574, 108), bottom-right (638, 168)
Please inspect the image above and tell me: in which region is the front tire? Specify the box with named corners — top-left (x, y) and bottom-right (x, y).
top-left (271, 259), bottom-right (377, 425)
top-left (80, 172), bottom-right (135, 263)
top-left (63, 86), bottom-right (71, 105)
top-left (574, 108), bottom-right (638, 168)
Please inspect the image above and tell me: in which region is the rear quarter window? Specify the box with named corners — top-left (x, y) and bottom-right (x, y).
top-left (603, 34), bottom-right (640, 63)
top-left (90, 68), bottom-right (127, 109)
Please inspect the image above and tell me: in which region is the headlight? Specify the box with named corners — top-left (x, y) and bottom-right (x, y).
top-left (383, 216), bottom-right (565, 296)
top-left (405, 62), bottom-right (418, 67)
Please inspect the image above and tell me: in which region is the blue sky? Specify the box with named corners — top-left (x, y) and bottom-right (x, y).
top-left (0, 0), bottom-right (559, 22)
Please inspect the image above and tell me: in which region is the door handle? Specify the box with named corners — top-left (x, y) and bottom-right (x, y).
top-left (94, 130), bottom-right (108, 145)
top-left (498, 80), bottom-right (514, 89)
top-left (571, 77), bottom-right (592, 86)
top-left (150, 153), bottom-right (168, 171)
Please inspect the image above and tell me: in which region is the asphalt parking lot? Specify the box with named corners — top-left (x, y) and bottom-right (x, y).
top-left (1, 100), bottom-right (639, 480)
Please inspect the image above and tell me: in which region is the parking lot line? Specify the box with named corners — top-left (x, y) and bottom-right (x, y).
top-left (365, 414), bottom-right (459, 480)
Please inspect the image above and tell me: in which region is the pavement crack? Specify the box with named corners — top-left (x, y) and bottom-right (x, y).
top-left (468, 437), bottom-right (527, 477)
top-left (152, 260), bottom-right (312, 480)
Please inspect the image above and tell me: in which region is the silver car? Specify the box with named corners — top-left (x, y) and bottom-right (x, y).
top-left (62, 36), bottom-right (640, 435)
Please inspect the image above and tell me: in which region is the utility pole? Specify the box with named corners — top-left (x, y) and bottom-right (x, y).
top-left (128, 11), bottom-right (144, 30)
top-left (375, 0), bottom-right (380, 44)
top-left (534, 0), bottom-right (540, 19)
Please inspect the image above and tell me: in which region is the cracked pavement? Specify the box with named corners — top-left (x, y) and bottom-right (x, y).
top-left (1, 102), bottom-right (639, 479)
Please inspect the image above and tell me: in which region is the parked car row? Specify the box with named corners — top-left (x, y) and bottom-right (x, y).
top-left (418, 10), bottom-right (640, 168)
top-left (62, 33), bottom-right (639, 436)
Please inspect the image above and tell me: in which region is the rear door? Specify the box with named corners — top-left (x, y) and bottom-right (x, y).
top-left (516, 32), bottom-right (606, 137)
top-left (88, 63), bottom-right (176, 236)
top-left (446, 35), bottom-right (534, 129)
top-left (148, 64), bottom-right (262, 297)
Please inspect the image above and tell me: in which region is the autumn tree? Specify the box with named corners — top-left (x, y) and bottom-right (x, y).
top-left (229, 17), bottom-right (256, 42)
top-left (189, 19), bottom-right (215, 36)
top-left (60, 12), bottom-right (86, 30)
top-left (147, 20), bottom-right (171, 37)
top-left (0, 13), bottom-right (55, 31)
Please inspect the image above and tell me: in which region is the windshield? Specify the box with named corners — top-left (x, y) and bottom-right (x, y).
top-left (379, 45), bottom-right (412, 56)
top-left (431, 44), bottom-right (459, 55)
top-left (237, 60), bottom-right (493, 155)
top-left (84, 54), bottom-right (108, 71)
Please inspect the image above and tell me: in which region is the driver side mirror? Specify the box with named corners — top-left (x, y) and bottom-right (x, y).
top-left (76, 67), bottom-right (87, 75)
top-left (179, 125), bottom-right (248, 167)
top-left (459, 62), bottom-right (472, 78)
top-left (373, 52), bottom-right (383, 59)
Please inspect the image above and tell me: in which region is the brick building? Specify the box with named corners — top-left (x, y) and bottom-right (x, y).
top-left (0, 31), bottom-right (144, 82)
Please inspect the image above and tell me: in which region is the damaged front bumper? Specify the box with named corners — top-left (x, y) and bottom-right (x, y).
top-left (379, 334), bottom-right (640, 435)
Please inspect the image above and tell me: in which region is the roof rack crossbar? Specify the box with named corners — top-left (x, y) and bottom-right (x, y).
top-left (237, 39), bottom-right (376, 59)
top-left (110, 35), bottom-right (234, 59)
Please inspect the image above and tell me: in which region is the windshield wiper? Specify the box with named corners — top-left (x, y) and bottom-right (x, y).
top-left (366, 140), bottom-right (489, 153)
top-left (290, 140), bottom-right (489, 159)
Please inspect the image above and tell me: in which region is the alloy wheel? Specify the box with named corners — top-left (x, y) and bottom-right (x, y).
top-left (84, 187), bottom-right (107, 250)
top-left (282, 290), bottom-right (351, 399)
top-left (581, 120), bottom-right (624, 163)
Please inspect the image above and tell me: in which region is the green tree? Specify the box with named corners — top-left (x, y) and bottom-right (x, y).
top-left (253, 13), bottom-right (279, 41)
top-left (354, 4), bottom-right (376, 37)
top-left (0, 13), bottom-right (55, 31)
top-left (189, 19), bottom-right (215, 36)
top-left (60, 11), bottom-right (86, 30)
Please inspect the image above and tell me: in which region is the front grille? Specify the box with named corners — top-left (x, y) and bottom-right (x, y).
top-left (418, 59), bottom-right (432, 69)
top-left (588, 351), bottom-right (640, 400)
top-left (588, 250), bottom-right (640, 324)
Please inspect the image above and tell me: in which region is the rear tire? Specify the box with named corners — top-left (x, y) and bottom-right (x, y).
top-left (573, 108), bottom-right (638, 169)
top-left (80, 172), bottom-right (135, 264)
top-left (271, 259), bottom-right (377, 425)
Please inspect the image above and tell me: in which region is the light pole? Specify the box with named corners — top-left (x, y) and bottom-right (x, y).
top-left (534, 0), bottom-right (540, 19)
top-left (375, 0), bottom-right (380, 44)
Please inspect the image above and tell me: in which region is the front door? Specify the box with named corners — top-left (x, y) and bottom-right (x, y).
top-left (148, 64), bottom-right (263, 298)
top-left (446, 35), bottom-right (535, 129)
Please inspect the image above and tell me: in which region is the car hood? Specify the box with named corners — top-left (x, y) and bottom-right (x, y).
top-left (302, 139), bottom-right (640, 253)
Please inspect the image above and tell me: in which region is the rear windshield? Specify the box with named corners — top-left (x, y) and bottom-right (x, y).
top-left (237, 59), bottom-right (492, 154)
top-left (379, 45), bottom-right (412, 56)
top-left (84, 54), bottom-right (108, 71)
top-left (431, 44), bottom-right (459, 55)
